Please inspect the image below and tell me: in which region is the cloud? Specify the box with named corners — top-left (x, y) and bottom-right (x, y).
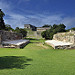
top-left (0, 1), bottom-right (10, 12)
top-left (61, 17), bottom-right (75, 29)
top-left (4, 14), bottom-right (27, 28)
top-left (4, 13), bottom-right (63, 28)
top-left (0, 0), bottom-right (64, 28)
top-left (1, 0), bottom-right (75, 29)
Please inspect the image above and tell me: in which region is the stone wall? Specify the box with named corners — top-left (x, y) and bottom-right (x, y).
top-left (37, 27), bottom-right (51, 31)
top-left (45, 30), bottom-right (75, 49)
top-left (0, 30), bottom-right (23, 43)
top-left (53, 31), bottom-right (75, 44)
top-left (24, 24), bottom-right (36, 31)
top-left (27, 30), bottom-right (42, 39)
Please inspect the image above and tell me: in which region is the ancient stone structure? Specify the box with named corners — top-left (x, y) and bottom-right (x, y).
top-left (3, 39), bottom-right (29, 48)
top-left (24, 24), bottom-right (51, 31)
top-left (24, 24), bottom-right (51, 38)
top-left (37, 27), bottom-right (51, 31)
top-left (0, 30), bottom-right (22, 42)
top-left (45, 30), bottom-right (75, 49)
top-left (53, 31), bottom-right (75, 44)
top-left (24, 24), bottom-right (36, 31)
top-left (0, 30), bottom-right (29, 48)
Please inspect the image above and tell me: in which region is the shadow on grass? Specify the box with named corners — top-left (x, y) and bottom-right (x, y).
top-left (0, 56), bottom-right (32, 69)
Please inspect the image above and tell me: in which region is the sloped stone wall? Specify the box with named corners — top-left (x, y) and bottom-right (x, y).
top-left (45, 31), bottom-right (75, 49)
top-left (53, 31), bottom-right (75, 44)
top-left (0, 30), bottom-right (23, 42)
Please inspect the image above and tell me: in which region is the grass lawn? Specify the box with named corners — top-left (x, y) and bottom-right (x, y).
top-left (0, 38), bottom-right (75, 75)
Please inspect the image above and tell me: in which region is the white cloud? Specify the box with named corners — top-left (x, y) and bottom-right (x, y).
top-left (4, 14), bottom-right (27, 28)
top-left (4, 13), bottom-right (63, 28)
top-left (61, 17), bottom-right (75, 29)
top-left (0, 1), bottom-right (10, 12)
top-left (0, 0), bottom-right (75, 29)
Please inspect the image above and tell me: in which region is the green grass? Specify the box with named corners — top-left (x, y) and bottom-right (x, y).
top-left (0, 39), bottom-right (75, 75)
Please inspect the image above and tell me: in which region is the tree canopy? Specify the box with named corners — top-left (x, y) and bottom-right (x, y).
top-left (42, 24), bottom-right (52, 27)
top-left (5, 24), bottom-right (14, 31)
top-left (0, 9), bottom-right (5, 30)
top-left (71, 27), bottom-right (75, 31)
top-left (15, 27), bottom-right (27, 37)
top-left (41, 24), bottom-right (66, 39)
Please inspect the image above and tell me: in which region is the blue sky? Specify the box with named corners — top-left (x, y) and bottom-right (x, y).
top-left (0, 0), bottom-right (75, 29)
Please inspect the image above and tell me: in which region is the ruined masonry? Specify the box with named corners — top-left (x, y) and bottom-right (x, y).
top-left (45, 30), bottom-right (75, 49)
top-left (0, 30), bottom-right (29, 48)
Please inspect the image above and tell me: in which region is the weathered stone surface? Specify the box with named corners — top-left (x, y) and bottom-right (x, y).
top-left (0, 30), bottom-right (29, 48)
top-left (53, 31), bottom-right (75, 44)
top-left (0, 30), bottom-right (23, 41)
top-left (2, 39), bottom-right (30, 48)
top-left (45, 40), bottom-right (73, 49)
top-left (45, 31), bottom-right (75, 49)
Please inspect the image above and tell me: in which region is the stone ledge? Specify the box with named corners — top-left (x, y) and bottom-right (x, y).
top-left (2, 39), bottom-right (30, 49)
top-left (45, 40), bottom-right (73, 49)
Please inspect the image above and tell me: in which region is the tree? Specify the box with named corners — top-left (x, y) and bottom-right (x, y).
top-left (19, 28), bottom-right (27, 37)
top-left (5, 24), bottom-right (14, 31)
top-left (41, 24), bottom-right (66, 39)
top-left (71, 27), bottom-right (75, 31)
top-left (41, 31), bottom-right (46, 38)
top-left (15, 27), bottom-right (27, 37)
top-left (53, 24), bottom-right (58, 29)
top-left (15, 27), bottom-right (20, 33)
top-left (0, 9), bottom-right (5, 18)
top-left (58, 24), bottom-right (66, 29)
top-left (0, 9), bottom-right (5, 30)
top-left (42, 24), bottom-right (52, 27)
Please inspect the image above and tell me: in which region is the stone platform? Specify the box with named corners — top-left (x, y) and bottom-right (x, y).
top-left (2, 39), bottom-right (30, 48)
top-left (45, 40), bottom-right (73, 49)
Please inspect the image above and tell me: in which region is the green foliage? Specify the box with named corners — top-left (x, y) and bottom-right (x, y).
top-left (0, 9), bottom-right (5, 18)
top-left (5, 24), bottom-right (14, 31)
top-left (15, 27), bottom-right (27, 37)
top-left (71, 27), bottom-right (75, 31)
top-left (53, 24), bottom-right (58, 29)
top-left (42, 24), bottom-right (51, 27)
top-left (41, 24), bottom-right (66, 39)
top-left (41, 31), bottom-right (46, 38)
top-left (0, 9), bottom-right (5, 30)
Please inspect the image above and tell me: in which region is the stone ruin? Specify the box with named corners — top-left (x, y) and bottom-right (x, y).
top-left (0, 30), bottom-right (29, 48)
top-left (45, 30), bottom-right (75, 49)
top-left (53, 30), bottom-right (75, 44)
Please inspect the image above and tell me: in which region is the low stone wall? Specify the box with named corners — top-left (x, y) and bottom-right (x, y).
top-left (53, 31), bottom-right (75, 44)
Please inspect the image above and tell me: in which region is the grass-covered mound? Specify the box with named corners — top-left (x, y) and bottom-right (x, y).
top-left (0, 38), bottom-right (75, 75)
